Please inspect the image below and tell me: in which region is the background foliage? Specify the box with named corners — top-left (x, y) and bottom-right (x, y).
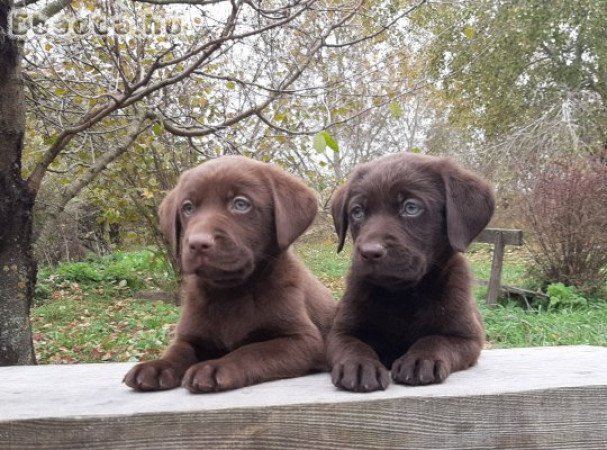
top-left (16, 0), bottom-right (607, 290)
top-left (2, 0), bottom-right (606, 364)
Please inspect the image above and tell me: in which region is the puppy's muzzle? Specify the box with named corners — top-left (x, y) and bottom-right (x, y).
top-left (187, 233), bottom-right (215, 254)
top-left (356, 242), bottom-right (387, 261)
top-left (354, 239), bottom-right (427, 286)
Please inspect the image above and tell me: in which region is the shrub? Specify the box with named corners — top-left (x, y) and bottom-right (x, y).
top-left (546, 283), bottom-right (588, 309)
top-left (56, 262), bottom-right (103, 283)
top-left (522, 159), bottom-right (607, 294)
top-left (100, 250), bottom-right (171, 290)
top-left (39, 249), bottom-right (174, 293)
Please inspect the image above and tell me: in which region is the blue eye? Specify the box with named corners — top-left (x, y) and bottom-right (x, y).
top-left (182, 201), bottom-right (195, 216)
top-left (400, 199), bottom-right (423, 217)
top-left (351, 205), bottom-right (365, 220)
top-left (232, 196), bottom-right (252, 213)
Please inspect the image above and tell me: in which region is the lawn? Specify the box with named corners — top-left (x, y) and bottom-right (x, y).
top-left (31, 241), bottom-right (606, 364)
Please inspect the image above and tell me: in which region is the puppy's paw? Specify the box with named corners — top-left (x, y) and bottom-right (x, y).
top-left (391, 353), bottom-right (449, 386)
top-left (182, 360), bottom-right (247, 393)
top-left (123, 360), bottom-right (181, 391)
top-left (331, 359), bottom-right (390, 392)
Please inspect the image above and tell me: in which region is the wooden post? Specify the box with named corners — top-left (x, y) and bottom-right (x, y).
top-left (0, 346), bottom-right (606, 449)
top-left (474, 228), bottom-right (523, 306)
top-left (487, 232), bottom-right (504, 306)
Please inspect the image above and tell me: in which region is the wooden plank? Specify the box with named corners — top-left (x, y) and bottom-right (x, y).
top-left (0, 346), bottom-right (606, 449)
top-left (475, 228), bottom-right (523, 246)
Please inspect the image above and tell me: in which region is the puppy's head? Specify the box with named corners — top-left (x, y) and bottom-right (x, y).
top-left (159, 156), bottom-right (317, 288)
top-left (331, 153), bottom-right (494, 287)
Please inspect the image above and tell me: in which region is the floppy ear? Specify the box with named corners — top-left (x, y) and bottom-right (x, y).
top-left (158, 187), bottom-right (182, 261)
top-left (330, 183), bottom-right (349, 253)
top-left (442, 160), bottom-right (495, 252)
top-left (268, 167), bottom-right (318, 250)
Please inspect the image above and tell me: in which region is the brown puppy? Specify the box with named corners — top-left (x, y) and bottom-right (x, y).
top-left (124, 156), bottom-right (336, 393)
top-left (328, 152), bottom-right (494, 392)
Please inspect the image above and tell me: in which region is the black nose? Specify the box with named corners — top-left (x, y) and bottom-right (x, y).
top-left (357, 242), bottom-right (387, 261)
top-left (188, 233), bottom-right (215, 253)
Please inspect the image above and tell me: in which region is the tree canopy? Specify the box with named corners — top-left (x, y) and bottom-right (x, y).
top-left (420, 0), bottom-right (607, 142)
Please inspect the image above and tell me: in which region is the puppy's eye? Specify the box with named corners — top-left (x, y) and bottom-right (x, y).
top-left (182, 200), bottom-right (195, 216)
top-left (231, 196), bottom-right (252, 213)
top-left (351, 204), bottom-right (365, 220)
top-left (400, 199), bottom-right (423, 217)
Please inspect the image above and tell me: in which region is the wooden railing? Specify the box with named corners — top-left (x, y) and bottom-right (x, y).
top-left (1, 346), bottom-right (606, 449)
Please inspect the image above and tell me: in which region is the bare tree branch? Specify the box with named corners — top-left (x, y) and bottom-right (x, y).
top-left (35, 110), bottom-right (150, 246)
top-left (133, 0), bottom-right (226, 5)
top-left (154, 0), bottom-right (365, 137)
top-left (26, 2), bottom-right (241, 191)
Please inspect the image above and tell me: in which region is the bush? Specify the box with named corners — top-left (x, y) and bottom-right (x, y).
top-left (56, 262), bottom-right (103, 283)
top-left (101, 250), bottom-right (171, 290)
top-left (522, 159), bottom-right (607, 294)
top-left (36, 249), bottom-right (176, 302)
top-left (546, 283), bottom-right (588, 309)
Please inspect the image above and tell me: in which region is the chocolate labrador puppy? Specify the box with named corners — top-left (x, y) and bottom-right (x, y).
top-left (124, 156), bottom-right (336, 393)
top-left (328, 152), bottom-right (494, 392)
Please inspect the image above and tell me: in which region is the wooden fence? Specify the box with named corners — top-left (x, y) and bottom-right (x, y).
top-left (475, 228), bottom-right (524, 306)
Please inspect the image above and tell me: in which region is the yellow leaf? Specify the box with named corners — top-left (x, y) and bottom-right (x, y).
top-left (463, 25), bottom-right (475, 39)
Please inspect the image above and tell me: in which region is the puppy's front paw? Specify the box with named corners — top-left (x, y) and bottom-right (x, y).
top-left (182, 360), bottom-right (247, 393)
top-left (391, 353), bottom-right (449, 386)
top-left (331, 359), bottom-right (390, 392)
top-left (123, 360), bottom-right (181, 391)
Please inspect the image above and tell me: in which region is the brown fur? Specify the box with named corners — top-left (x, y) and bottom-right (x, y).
top-left (124, 156), bottom-right (336, 393)
top-left (328, 152), bottom-right (494, 392)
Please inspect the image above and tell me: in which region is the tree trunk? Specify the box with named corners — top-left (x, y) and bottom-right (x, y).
top-left (0, 0), bottom-right (37, 365)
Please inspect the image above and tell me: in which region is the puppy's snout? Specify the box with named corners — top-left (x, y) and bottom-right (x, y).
top-left (188, 233), bottom-right (215, 254)
top-left (357, 242), bottom-right (387, 261)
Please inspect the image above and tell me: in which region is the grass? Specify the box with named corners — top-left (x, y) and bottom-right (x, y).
top-left (480, 302), bottom-right (607, 348)
top-left (31, 241), bottom-right (606, 364)
top-left (294, 238), bottom-right (351, 298)
top-left (32, 298), bottom-right (178, 363)
top-left (32, 248), bottom-right (179, 363)
top-left (35, 249), bottom-right (175, 302)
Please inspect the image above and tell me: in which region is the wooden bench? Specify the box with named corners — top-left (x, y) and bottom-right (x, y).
top-left (1, 346), bottom-right (605, 449)
top-left (474, 228), bottom-right (524, 306)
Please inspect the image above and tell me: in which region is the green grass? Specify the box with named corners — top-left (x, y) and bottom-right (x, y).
top-left (480, 302), bottom-right (607, 348)
top-left (31, 241), bottom-right (606, 364)
top-left (32, 249), bottom-right (179, 363)
top-left (294, 239), bottom-right (351, 298)
top-left (466, 243), bottom-right (535, 288)
top-left (33, 296), bottom-right (179, 363)
top-left (35, 248), bottom-right (175, 303)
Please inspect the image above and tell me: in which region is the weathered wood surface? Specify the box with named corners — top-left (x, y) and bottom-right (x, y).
top-left (475, 228), bottom-right (524, 246)
top-left (1, 346), bottom-right (606, 450)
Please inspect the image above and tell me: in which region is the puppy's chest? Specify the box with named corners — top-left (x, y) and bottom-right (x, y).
top-left (195, 295), bottom-right (275, 351)
top-left (363, 296), bottom-right (447, 336)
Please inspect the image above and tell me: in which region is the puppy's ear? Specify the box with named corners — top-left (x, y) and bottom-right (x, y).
top-left (268, 167), bottom-right (318, 250)
top-left (442, 160), bottom-right (495, 252)
top-left (331, 184), bottom-right (349, 253)
top-left (158, 187), bottom-right (182, 261)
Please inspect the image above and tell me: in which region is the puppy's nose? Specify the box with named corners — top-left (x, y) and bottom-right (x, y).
top-left (357, 242), bottom-right (386, 261)
top-left (188, 233), bottom-right (215, 253)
